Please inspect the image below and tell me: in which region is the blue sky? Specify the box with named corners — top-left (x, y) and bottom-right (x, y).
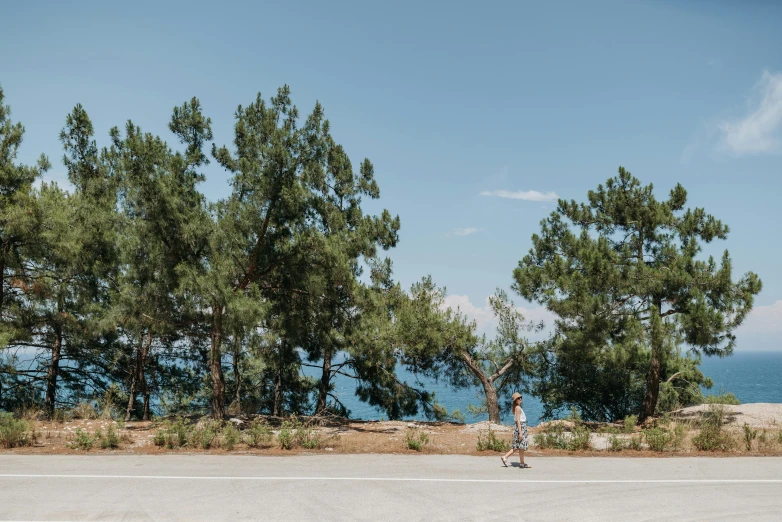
top-left (2, 0), bottom-right (781, 349)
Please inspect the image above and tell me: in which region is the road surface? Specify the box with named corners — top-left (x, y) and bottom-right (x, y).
top-left (1, 454), bottom-right (781, 521)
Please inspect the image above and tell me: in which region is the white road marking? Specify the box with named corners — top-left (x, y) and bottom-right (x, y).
top-left (1, 474), bottom-right (781, 484)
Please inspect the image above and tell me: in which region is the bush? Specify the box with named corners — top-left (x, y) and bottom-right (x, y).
top-left (627, 435), bottom-right (642, 451)
top-left (533, 423), bottom-right (568, 450)
top-left (221, 424), bottom-right (241, 451)
top-left (295, 424), bottom-right (321, 449)
top-left (742, 423), bottom-right (757, 452)
top-left (99, 424), bottom-right (120, 449)
top-left (153, 429), bottom-right (166, 447)
top-left (692, 405), bottom-right (733, 452)
top-left (405, 428), bottom-right (429, 452)
top-left (476, 427), bottom-right (509, 452)
top-left (69, 428), bottom-right (94, 450)
top-left (533, 423), bottom-right (591, 451)
top-left (702, 393), bottom-right (740, 406)
top-left (0, 412), bottom-right (34, 448)
top-left (277, 420), bottom-right (295, 450)
top-left (567, 426), bottom-right (591, 451)
top-left (644, 428), bottom-right (672, 452)
top-left (245, 420), bottom-right (273, 448)
top-left (623, 415), bottom-right (637, 434)
top-left (608, 434), bottom-right (626, 452)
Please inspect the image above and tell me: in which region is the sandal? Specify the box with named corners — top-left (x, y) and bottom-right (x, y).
top-left (520, 463), bottom-right (531, 469)
top-left (501, 457), bottom-right (508, 467)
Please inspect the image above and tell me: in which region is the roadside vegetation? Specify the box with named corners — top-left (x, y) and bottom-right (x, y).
top-left (0, 85), bottom-right (763, 441)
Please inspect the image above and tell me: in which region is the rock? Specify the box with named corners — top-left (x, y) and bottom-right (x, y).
top-left (229, 418), bottom-right (244, 427)
top-left (325, 447), bottom-right (333, 452)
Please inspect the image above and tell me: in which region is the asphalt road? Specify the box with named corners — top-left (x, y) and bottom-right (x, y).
top-left (1, 454), bottom-right (781, 521)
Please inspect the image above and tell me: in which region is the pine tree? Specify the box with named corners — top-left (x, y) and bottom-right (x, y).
top-left (513, 167), bottom-right (762, 421)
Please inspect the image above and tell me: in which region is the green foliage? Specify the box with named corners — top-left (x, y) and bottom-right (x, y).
top-left (245, 420), bottom-right (273, 448)
top-left (742, 423), bottom-right (758, 452)
top-left (702, 393), bottom-right (740, 406)
top-left (0, 412), bottom-right (33, 448)
top-left (97, 425), bottom-right (120, 449)
top-left (515, 167), bottom-right (762, 421)
top-left (692, 405), bottom-right (734, 452)
top-left (221, 424), bottom-right (240, 451)
top-left (476, 427), bottom-right (509, 452)
top-left (644, 428), bottom-right (672, 452)
top-left (623, 415), bottom-right (637, 434)
top-left (534, 423), bottom-right (591, 451)
top-left (69, 428), bottom-right (94, 450)
top-left (277, 420), bottom-right (295, 450)
top-left (405, 428), bottom-right (430, 452)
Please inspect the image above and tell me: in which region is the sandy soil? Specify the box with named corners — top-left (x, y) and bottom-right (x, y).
top-left (5, 403), bottom-right (782, 457)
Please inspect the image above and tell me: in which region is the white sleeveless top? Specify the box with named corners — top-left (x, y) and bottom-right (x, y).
top-left (515, 406), bottom-right (526, 423)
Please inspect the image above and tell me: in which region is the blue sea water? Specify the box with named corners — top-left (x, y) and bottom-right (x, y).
top-left (327, 351), bottom-right (782, 427)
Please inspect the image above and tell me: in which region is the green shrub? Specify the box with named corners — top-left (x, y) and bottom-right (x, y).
top-left (405, 428), bottom-right (429, 452)
top-left (671, 424), bottom-right (687, 451)
top-left (608, 434), bottom-right (626, 452)
top-left (450, 409), bottom-right (466, 424)
top-left (627, 435), bottom-right (642, 451)
top-left (153, 429), bottom-right (166, 447)
top-left (777, 431), bottom-right (782, 444)
top-left (278, 420), bottom-right (295, 450)
top-left (295, 425), bottom-right (322, 449)
top-left (99, 424), bottom-right (120, 449)
top-left (692, 406), bottom-right (733, 451)
top-left (69, 428), bottom-right (94, 450)
top-left (0, 412), bottom-right (33, 448)
top-left (245, 420), bottom-right (273, 448)
top-left (644, 428), bottom-right (672, 452)
top-left (623, 415), bottom-right (637, 434)
top-left (476, 427), bottom-right (509, 452)
top-left (702, 393), bottom-right (740, 406)
top-left (742, 423), bottom-right (757, 452)
top-left (534, 423), bottom-right (590, 451)
top-left (533, 423), bottom-right (568, 450)
top-left (221, 424), bottom-right (241, 451)
top-left (567, 426), bottom-right (591, 451)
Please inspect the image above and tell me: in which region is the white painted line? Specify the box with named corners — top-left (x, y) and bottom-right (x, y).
top-left (1, 474), bottom-right (781, 484)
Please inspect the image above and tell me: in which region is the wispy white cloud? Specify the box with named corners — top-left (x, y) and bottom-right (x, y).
top-left (719, 70), bottom-right (782, 154)
top-left (480, 189), bottom-right (558, 202)
top-left (735, 300), bottom-right (782, 351)
top-left (441, 294), bottom-right (555, 340)
top-left (447, 227), bottom-right (483, 237)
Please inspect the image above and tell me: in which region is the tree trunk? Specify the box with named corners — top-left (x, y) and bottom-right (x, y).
top-left (482, 378), bottom-right (501, 424)
top-left (124, 337), bottom-right (143, 421)
top-left (210, 304), bottom-right (226, 419)
top-left (140, 335), bottom-right (151, 421)
top-left (45, 325), bottom-right (63, 418)
top-left (460, 352), bottom-right (503, 424)
top-left (316, 346), bottom-right (332, 415)
top-left (233, 344), bottom-right (241, 410)
top-left (640, 298), bottom-right (663, 423)
top-left (273, 362), bottom-right (282, 417)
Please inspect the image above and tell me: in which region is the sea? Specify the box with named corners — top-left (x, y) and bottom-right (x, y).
top-left (323, 351), bottom-right (782, 426)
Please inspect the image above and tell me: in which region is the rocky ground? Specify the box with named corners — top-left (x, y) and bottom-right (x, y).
top-left (5, 403), bottom-right (782, 457)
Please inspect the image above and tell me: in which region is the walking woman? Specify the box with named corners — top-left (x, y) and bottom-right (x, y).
top-left (502, 392), bottom-right (531, 469)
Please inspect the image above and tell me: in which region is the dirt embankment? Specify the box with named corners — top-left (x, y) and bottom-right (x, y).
top-left (5, 403), bottom-right (782, 457)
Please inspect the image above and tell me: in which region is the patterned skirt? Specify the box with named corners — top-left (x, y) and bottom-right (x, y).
top-left (512, 422), bottom-right (529, 450)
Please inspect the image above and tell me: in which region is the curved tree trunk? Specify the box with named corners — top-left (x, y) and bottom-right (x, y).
top-left (482, 378), bottom-right (501, 424)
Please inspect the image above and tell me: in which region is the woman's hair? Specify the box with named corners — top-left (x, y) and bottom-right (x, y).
top-left (511, 397), bottom-right (521, 414)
